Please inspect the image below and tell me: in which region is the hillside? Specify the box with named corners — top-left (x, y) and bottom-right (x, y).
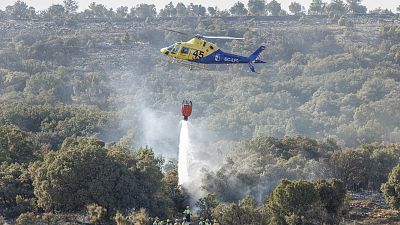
top-left (1, 2), bottom-right (400, 224)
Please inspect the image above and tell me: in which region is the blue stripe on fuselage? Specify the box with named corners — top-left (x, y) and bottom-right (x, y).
top-left (192, 50), bottom-right (250, 64)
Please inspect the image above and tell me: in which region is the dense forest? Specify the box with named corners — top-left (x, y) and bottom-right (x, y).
top-left (1, 0), bottom-right (400, 224)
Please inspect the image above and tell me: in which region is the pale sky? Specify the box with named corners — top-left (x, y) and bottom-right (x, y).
top-left (0, 0), bottom-right (398, 12)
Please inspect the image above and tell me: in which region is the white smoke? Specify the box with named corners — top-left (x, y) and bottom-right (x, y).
top-left (179, 120), bottom-right (191, 185)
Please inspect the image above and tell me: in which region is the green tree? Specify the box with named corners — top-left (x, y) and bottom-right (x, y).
top-left (212, 196), bottom-right (262, 225)
top-left (266, 0), bottom-right (282, 16)
top-left (0, 125), bottom-right (39, 164)
top-left (346, 0), bottom-right (367, 14)
top-left (247, 0), bottom-right (266, 16)
top-left (24, 71), bottom-right (72, 103)
top-left (134, 147), bottom-right (164, 214)
top-left (230, 2), bottom-right (248, 16)
top-left (266, 179), bottom-right (347, 224)
top-left (0, 163), bottom-right (35, 218)
top-left (289, 2), bottom-right (304, 15)
top-left (162, 168), bottom-right (186, 216)
top-left (31, 138), bottom-right (150, 212)
top-left (330, 149), bottom-right (370, 191)
top-left (382, 164), bottom-right (400, 209)
top-left (196, 193), bottom-right (219, 220)
top-left (314, 179), bottom-right (347, 224)
top-left (63, 0), bottom-right (78, 14)
top-left (308, 0), bottom-right (326, 15)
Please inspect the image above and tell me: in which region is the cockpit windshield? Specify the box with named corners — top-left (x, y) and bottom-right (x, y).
top-left (167, 45), bottom-right (174, 51)
top-left (172, 45), bottom-right (180, 53)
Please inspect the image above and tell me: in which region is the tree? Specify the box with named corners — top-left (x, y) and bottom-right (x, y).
top-left (230, 2), bottom-right (248, 16)
top-left (207, 7), bottom-right (218, 16)
top-left (326, 0), bottom-right (347, 17)
top-left (162, 168), bottom-right (186, 216)
top-left (5, 1), bottom-right (30, 19)
top-left (63, 0), bottom-right (78, 14)
top-left (266, 0), bottom-right (282, 16)
top-left (382, 164), bottom-right (400, 209)
top-left (132, 4), bottom-right (156, 18)
top-left (289, 2), bottom-right (304, 15)
top-left (308, 0), bottom-right (326, 15)
top-left (0, 125), bottom-right (39, 164)
top-left (266, 179), bottom-right (347, 224)
top-left (31, 137), bottom-right (162, 212)
top-left (247, 0), bottom-right (266, 16)
top-left (159, 2), bottom-right (176, 17)
top-left (46, 4), bottom-right (65, 19)
top-left (188, 3), bottom-right (206, 16)
top-left (116, 6), bottom-right (128, 18)
top-left (88, 2), bottom-right (112, 18)
top-left (176, 3), bottom-right (188, 17)
top-left (346, 0), bottom-right (367, 14)
top-left (330, 149), bottom-right (370, 191)
top-left (212, 196), bottom-right (262, 225)
top-left (0, 163), bottom-right (35, 218)
top-left (24, 71), bottom-right (73, 103)
top-left (196, 193), bottom-right (219, 220)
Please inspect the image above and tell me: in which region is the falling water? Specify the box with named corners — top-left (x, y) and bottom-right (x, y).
top-left (178, 120), bottom-right (191, 185)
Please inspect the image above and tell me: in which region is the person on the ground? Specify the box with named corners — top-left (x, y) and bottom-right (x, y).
top-left (173, 219), bottom-right (180, 225)
top-left (198, 217), bottom-right (205, 225)
top-left (212, 219), bottom-right (219, 225)
top-left (205, 218), bottom-right (211, 225)
top-left (183, 206), bottom-right (191, 222)
top-left (153, 217), bottom-right (161, 225)
top-left (166, 219), bottom-right (173, 225)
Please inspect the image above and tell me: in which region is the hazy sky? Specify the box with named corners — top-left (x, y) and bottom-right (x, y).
top-left (0, 0), bottom-right (398, 12)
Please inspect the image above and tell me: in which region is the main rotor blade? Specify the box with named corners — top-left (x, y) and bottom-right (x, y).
top-left (202, 36), bottom-right (244, 40)
top-left (163, 29), bottom-right (192, 37)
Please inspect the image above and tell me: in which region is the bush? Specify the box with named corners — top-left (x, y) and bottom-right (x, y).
top-left (86, 203), bottom-right (107, 224)
top-left (381, 164), bottom-right (400, 209)
top-left (265, 179), bottom-right (347, 224)
top-left (15, 212), bottom-right (39, 225)
top-left (114, 211), bottom-right (130, 225)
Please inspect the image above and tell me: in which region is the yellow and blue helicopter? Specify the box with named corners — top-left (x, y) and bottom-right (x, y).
top-left (160, 29), bottom-right (266, 73)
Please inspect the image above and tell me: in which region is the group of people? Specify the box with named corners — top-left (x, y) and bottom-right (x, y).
top-left (152, 206), bottom-right (219, 225)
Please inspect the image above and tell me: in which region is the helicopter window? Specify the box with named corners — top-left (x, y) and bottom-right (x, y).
top-left (167, 45), bottom-right (174, 51)
top-left (171, 45), bottom-right (180, 53)
top-left (203, 42), bottom-right (206, 47)
top-left (210, 45), bottom-right (214, 50)
top-left (181, 47), bottom-right (189, 54)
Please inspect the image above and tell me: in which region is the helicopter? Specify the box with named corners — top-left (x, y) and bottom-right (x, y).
top-left (160, 29), bottom-right (266, 73)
